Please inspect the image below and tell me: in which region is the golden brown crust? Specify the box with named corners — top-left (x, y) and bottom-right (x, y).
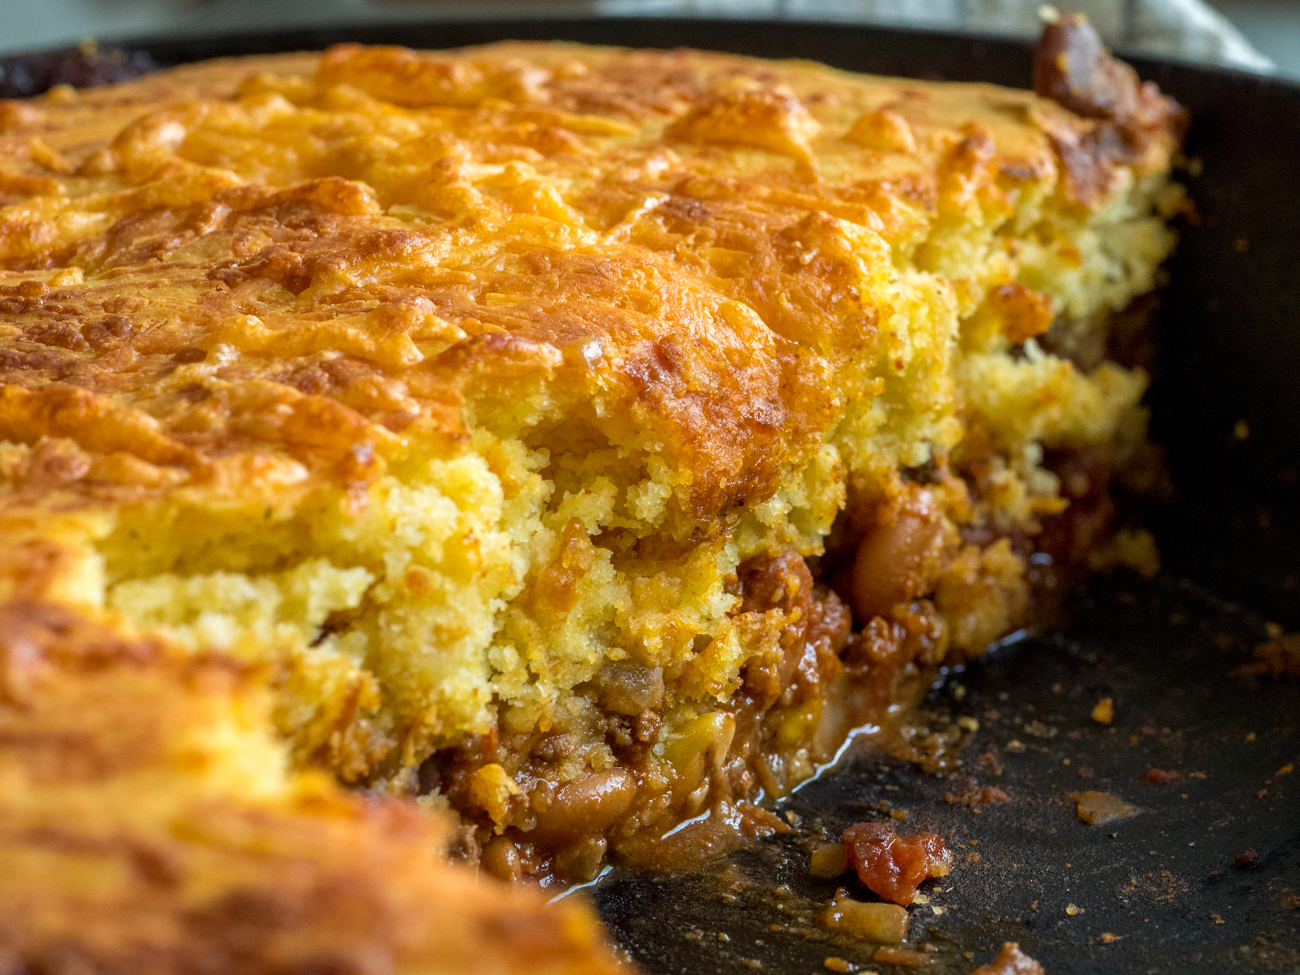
top-left (0, 39), bottom-right (1178, 535)
top-left (0, 600), bottom-right (622, 975)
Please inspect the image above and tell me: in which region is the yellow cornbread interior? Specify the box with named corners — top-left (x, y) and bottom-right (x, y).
top-left (0, 43), bottom-right (1179, 808)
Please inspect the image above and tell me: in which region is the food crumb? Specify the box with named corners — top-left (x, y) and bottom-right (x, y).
top-left (1005, 740), bottom-right (1026, 753)
top-left (1278, 764), bottom-right (1294, 776)
top-left (976, 751), bottom-right (1003, 776)
top-left (824, 957), bottom-right (854, 973)
top-left (1066, 903), bottom-right (1084, 916)
top-left (1091, 697), bottom-right (1114, 724)
top-left (1100, 932), bottom-right (1122, 944)
top-left (810, 842), bottom-right (850, 879)
top-left (821, 893), bottom-right (909, 944)
top-left (1250, 634), bottom-right (1300, 678)
top-left (1069, 790), bottom-right (1140, 825)
top-left (968, 943), bottom-right (1044, 975)
top-left (1142, 768), bottom-right (1181, 784)
top-left (944, 784), bottom-right (1010, 809)
top-left (872, 946), bottom-right (930, 967)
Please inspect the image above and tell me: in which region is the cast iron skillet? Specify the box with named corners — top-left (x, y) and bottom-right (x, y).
top-left (10, 19), bottom-right (1299, 974)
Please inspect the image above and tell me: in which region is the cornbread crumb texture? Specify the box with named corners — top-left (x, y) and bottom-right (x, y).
top-left (0, 41), bottom-right (1181, 781)
top-left (0, 601), bottom-right (621, 975)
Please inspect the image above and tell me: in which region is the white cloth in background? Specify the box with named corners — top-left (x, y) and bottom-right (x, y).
top-left (2, 0), bottom-right (1275, 74)
top-left (595, 0), bottom-right (1273, 70)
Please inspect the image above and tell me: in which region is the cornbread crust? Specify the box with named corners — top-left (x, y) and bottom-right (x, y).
top-left (0, 32), bottom-right (1183, 891)
top-left (0, 600), bottom-right (622, 974)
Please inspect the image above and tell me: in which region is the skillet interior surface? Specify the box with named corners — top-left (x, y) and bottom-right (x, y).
top-left (12, 18), bottom-right (1300, 973)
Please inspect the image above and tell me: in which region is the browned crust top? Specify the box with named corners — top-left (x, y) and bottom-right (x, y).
top-left (0, 38), bottom-right (1183, 537)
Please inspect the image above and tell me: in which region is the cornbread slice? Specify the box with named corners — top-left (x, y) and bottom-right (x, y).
top-left (0, 601), bottom-right (623, 975)
top-left (0, 16), bottom-right (1183, 903)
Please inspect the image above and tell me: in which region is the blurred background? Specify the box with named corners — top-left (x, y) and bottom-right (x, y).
top-left (0, 0), bottom-right (1296, 78)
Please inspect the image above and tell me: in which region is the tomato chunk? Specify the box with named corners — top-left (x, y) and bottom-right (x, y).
top-left (842, 822), bottom-right (952, 905)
